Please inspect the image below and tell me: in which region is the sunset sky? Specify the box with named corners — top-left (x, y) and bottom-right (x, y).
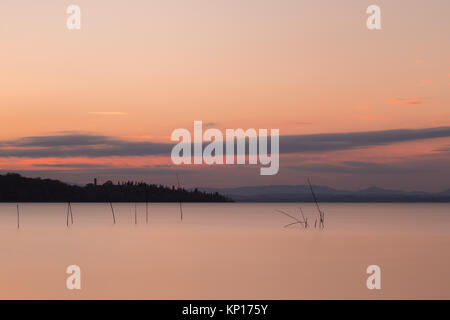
top-left (0, 0), bottom-right (449, 191)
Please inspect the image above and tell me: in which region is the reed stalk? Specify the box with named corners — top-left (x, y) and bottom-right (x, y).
top-left (307, 178), bottom-right (325, 229)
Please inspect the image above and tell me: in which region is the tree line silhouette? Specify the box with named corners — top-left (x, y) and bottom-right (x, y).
top-left (0, 173), bottom-right (231, 202)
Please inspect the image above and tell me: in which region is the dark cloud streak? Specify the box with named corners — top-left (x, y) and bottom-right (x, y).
top-left (280, 126), bottom-right (450, 153)
top-left (1, 126), bottom-right (450, 158)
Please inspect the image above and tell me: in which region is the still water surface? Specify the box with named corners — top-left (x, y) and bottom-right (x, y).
top-left (0, 203), bottom-right (449, 299)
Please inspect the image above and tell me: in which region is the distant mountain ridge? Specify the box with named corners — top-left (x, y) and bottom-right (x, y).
top-left (197, 185), bottom-right (450, 202)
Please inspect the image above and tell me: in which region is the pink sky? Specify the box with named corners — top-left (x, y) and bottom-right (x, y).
top-left (0, 0), bottom-right (449, 191)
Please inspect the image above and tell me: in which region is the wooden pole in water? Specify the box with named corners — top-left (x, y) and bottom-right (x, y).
top-left (178, 202), bottom-right (183, 221)
top-left (135, 202), bottom-right (137, 225)
top-left (16, 204), bottom-right (20, 229)
top-left (66, 202), bottom-right (74, 226)
top-left (69, 202), bottom-right (74, 225)
top-left (66, 203), bottom-right (69, 227)
top-left (109, 202), bottom-right (116, 224)
top-left (176, 174), bottom-right (183, 221)
top-left (146, 202), bottom-right (148, 224)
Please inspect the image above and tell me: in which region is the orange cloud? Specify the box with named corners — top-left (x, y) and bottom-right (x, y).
top-left (88, 112), bottom-right (127, 115)
top-left (387, 97), bottom-right (428, 106)
top-left (417, 79), bottom-right (433, 87)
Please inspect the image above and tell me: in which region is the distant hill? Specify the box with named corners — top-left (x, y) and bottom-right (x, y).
top-left (0, 173), bottom-right (231, 202)
top-left (197, 185), bottom-right (450, 202)
top-left (439, 189), bottom-right (450, 196)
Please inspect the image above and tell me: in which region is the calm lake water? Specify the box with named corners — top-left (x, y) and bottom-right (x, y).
top-left (1, 202), bottom-right (450, 232)
top-left (0, 203), bottom-right (449, 299)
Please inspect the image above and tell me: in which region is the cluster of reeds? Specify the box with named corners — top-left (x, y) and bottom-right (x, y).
top-left (308, 178), bottom-right (325, 229)
top-left (276, 178), bottom-right (325, 230)
top-left (276, 208), bottom-right (310, 228)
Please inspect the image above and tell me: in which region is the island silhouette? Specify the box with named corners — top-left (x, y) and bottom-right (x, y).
top-left (0, 173), bottom-right (231, 202)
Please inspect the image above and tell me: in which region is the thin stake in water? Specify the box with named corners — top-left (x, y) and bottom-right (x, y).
top-left (69, 202), bottom-right (74, 225)
top-left (109, 202), bottom-right (116, 224)
top-left (66, 202), bottom-right (74, 227)
top-left (66, 203), bottom-right (69, 227)
top-left (16, 204), bottom-right (20, 229)
top-left (176, 174), bottom-right (183, 221)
